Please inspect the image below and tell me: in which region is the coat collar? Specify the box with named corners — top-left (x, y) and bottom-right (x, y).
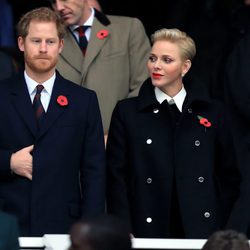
top-left (61, 28), bottom-right (82, 73)
top-left (137, 78), bottom-right (158, 111)
top-left (9, 71), bottom-right (70, 139)
top-left (9, 73), bottom-right (38, 136)
top-left (60, 9), bottom-right (111, 82)
top-left (37, 71), bottom-right (70, 139)
top-left (137, 76), bottom-right (213, 112)
top-left (81, 10), bottom-right (111, 80)
top-left (94, 9), bottom-right (111, 26)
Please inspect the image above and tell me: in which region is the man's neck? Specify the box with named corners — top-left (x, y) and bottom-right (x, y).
top-left (77, 7), bottom-right (92, 26)
top-left (25, 68), bottom-right (56, 84)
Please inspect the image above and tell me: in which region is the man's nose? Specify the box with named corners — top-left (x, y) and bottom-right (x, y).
top-left (39, 41), bottom-right (48, 52)
top-left (53, 0), bottom-right (65, 11)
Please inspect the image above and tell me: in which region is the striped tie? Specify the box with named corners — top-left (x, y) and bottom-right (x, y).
top-left (33, 85), bottom-right (45, 125)
top-left (76, 25), bottom-right (89, 55)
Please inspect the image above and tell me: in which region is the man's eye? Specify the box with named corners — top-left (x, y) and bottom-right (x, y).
top-left (47, 40), bottom-right (55, 44)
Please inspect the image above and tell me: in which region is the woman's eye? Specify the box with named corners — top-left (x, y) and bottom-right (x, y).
top-left (163, 57), bottom-right (173, 63)
top-left (149, 56), bottom-right (156, 62)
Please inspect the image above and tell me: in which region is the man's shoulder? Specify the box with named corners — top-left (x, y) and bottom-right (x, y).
top-left (97, 14), bottom-right (146, 38)
top-left (115, 96), bottom-right (138, 111)
top-left (94, 9), bottom-right (142, 26)
top-left (57, 72), bottom-right (96, 97)
top-left (106, 14), bottom-right (142, 25)
top-left (0, 72), bottom-right (22, 89)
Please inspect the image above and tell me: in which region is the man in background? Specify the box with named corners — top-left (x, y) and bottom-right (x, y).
top-left (201, 230), bottom-right (250, 250)
top-left (69, 215), bottom-right (131, 250)
top-left (49, 0), bottom-right (150, 136)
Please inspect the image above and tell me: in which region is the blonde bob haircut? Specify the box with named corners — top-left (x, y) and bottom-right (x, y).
top-left (151, 28), bottom-right (196, 61)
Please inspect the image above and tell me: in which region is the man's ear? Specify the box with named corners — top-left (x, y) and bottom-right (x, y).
top-left (59, 39), bottom-right (64, 53)
top-left (17, 36), bottom-right (25, 52)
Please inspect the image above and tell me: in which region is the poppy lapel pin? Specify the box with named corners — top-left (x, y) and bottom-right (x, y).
top-left (96, 29), bottom-right (109, 39)
top-left (197, 115), bottom-right (212, 128)
top-left (57, 95), bottom-right (68, 107)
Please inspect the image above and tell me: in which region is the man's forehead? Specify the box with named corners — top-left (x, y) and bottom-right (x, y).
top-left (27, 21), bottom-right (59, 36)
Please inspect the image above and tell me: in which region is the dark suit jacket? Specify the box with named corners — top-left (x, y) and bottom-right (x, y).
top-left (0, 71), bottom-right (106, 236)
top-left (224, 32), bottom-right (250, 236)
top-left (106, 77), bottom-right (240, 238)
top-left (0, 211), bottom-right (19, 250)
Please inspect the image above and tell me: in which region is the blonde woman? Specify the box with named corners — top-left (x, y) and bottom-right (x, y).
top-left (106, 28), bottom-right (240, 238)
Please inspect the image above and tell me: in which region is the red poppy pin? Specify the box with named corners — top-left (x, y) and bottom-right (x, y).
top-left (96, 29), bottom-right (109, 39)
top-left (197, 115), bottom-right (212, 128)
top-left (57, 95), bottom-right (68, 107)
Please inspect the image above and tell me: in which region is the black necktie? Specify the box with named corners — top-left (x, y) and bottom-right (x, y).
top-left (33, 85), bottom-right (45, 125)
top-left (75, 26), bottom-right (89, 55)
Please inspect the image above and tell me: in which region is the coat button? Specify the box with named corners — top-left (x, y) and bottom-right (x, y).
top-left (146, 178), bottom-right (152, 184)
top-left (188, 108), bottom-right (192, 113)
top-left (146, 217), bottom-right (152, 223)
top-left (195, 140), bottom-right (200, 146)
top-left (204, 212), bottom-right (210, 218)
top-left (146, 139), bottom-right (152, 144)
top-left (153, 108), bottom-right (159, 114)
top-left (198, 177), bottom-right (204, 183)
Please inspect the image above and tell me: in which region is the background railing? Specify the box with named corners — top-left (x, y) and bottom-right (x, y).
top-left (19, 236), bottom-right (207, 250)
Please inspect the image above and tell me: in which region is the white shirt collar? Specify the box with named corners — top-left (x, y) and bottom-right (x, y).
top-left (25, 71), bottom-right (55, 97)
top-left (154, 86), bottom-right (187, 112)
top-left (70, 7), bottom-right (95, 32)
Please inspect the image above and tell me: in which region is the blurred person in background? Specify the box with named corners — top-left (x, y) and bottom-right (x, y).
top-left (201, 230), bottom-right (250, 250)
top-left (0, 211), bottom-right (19, 250)
top-left (69, 215), bottom-right (131, 250)
top-left (49, 0), bottom-right (150, 138)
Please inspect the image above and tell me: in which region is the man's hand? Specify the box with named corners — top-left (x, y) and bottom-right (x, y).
top-left (10, 145), bottom-right (34, 180)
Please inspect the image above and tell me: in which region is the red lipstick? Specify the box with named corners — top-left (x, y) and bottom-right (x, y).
top-left (152, 73), bottom-right (162, 79)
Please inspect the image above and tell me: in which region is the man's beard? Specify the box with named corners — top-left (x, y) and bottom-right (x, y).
top-left (25, 54), bottom-right (58, 74)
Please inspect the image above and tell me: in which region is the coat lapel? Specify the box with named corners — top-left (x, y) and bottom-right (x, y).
top-left (82, 16), bottom-right (110, 81)
top-left (37, 73), bottom-right (69, 139)
top-left (60, 29), bottom-right (83, 74)
top-left (10, 74), bottom-right (37, 136)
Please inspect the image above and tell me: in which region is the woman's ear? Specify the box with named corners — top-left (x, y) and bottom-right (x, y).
top-left (181, 59), bottom-right (191, 77)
